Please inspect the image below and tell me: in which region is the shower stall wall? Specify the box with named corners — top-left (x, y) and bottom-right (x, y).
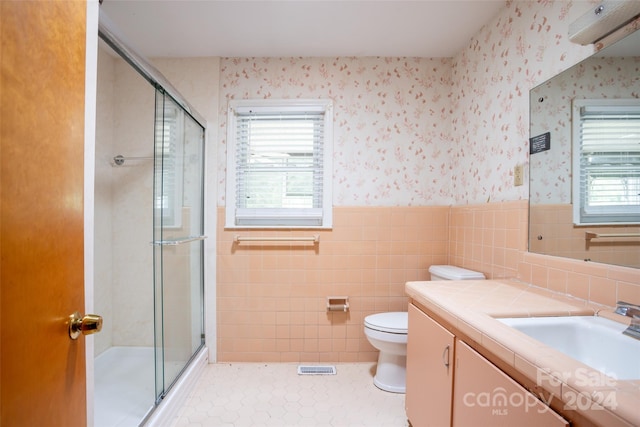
top-left (94, 26), bottom-right (206, 426)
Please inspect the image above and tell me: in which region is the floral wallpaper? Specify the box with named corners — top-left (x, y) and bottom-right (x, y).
top-left (217, 1), bottom-right (597, 207)
top-left (217, 57), bottom-right (453, 206)
top-left (450, 0), bottom-right (593, 204)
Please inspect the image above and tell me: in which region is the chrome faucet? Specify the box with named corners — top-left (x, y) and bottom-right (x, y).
top-left (615, 301), bottom-right (640, 340)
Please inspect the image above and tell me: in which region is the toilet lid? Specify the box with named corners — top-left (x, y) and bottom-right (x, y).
top-left (364, 312), bottom-right (408, 333)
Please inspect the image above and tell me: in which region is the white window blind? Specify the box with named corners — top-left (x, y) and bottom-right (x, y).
top-left (226, 100), bottom-right (333, 228)
top-left (572, 100), bottom-right (640, 225)
top-left (155, 100), bottom-right (184, 227)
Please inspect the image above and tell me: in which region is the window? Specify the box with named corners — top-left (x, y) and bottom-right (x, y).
top-left (226, 99), bottom-right (333, 228)
top-left (572, 99), bottom-right (640, 225)
top-left (155, 99), bottom-right (184, 228)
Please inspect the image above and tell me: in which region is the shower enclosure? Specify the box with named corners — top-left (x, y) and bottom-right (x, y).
top-left (93, 23), bottom-right (206, 426)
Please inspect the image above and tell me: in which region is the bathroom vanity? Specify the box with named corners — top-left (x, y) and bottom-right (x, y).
top-left (406, 304), bottom-right (568, 427)
top-left (405, 279), bottom-right (639, 427)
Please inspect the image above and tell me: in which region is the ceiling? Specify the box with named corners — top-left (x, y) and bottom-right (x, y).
top-left (100, 1), bottom-right (507, 58)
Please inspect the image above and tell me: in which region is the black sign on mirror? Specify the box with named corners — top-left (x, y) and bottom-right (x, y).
top-left (530, 132), bottom-right (550, 154)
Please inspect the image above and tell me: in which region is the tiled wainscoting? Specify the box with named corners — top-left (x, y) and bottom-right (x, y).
top-left (216, 206), bottom-right (450, 362)
top-left (449, 200), bottom-right (528, 279)
top-left (217, 201), bottom-right (640, 362)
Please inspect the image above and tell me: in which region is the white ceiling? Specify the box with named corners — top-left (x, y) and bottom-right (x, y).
top-left (100, 1), bottom-right (507, 58)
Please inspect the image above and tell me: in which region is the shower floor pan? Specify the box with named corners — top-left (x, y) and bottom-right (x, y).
top-left (94, 346), bottom-right (155, 427)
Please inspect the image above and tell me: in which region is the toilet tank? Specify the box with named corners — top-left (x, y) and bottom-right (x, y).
top-left (428, 265), bottom-right (485, 281)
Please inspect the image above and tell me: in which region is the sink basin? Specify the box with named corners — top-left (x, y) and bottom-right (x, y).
top-left (498, 316), bottom-right (640, 380)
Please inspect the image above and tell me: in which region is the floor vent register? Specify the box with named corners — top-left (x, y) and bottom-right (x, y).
top-left (297, 365), bottom-right (337, 375)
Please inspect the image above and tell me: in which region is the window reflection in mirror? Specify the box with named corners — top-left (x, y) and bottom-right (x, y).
top-left (529, 29), bottom-right (640, 268)
top-left (571, 99), bottom-right (640, 225)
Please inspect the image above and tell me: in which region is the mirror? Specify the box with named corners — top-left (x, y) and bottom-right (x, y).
top-left (529, 29), bottom-right (640, 269)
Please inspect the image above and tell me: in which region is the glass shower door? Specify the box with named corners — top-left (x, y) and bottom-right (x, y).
top-left (152, 89), bottom-right (205, 401)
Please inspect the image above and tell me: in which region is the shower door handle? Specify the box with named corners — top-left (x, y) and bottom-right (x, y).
top-left (151, 235), bottom-right (207, 246)
top-left (69, 312), bottom-right (103, 340)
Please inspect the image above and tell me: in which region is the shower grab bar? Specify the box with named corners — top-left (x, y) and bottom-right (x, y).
top-left (585, 232), bottom-right (640, 239)
top-left (152, 235), bottom-right (207, 246)
top-left (112, 155), bottom-right (154, 166)
top-left (233, 234), bottom-right (320, 243)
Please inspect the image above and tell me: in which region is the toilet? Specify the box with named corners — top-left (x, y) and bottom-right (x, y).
top-left (364, 312), bottom-right (408, 393)
top-left (428, 264), bottom-right (486, 282)
top-left (364, 265), bottom-right (485, 393)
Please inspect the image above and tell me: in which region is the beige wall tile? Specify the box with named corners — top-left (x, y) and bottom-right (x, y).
top-left (217, 206), bottom-right (449, 362)
top-left (217, 202), bottom-right (638, 362)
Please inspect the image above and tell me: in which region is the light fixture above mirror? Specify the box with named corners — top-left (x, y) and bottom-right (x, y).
top-left (569, 0), bottom-right (640, 45)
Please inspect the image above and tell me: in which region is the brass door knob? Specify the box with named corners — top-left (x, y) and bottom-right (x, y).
top-left (69, 312), bottom-right (103, 340)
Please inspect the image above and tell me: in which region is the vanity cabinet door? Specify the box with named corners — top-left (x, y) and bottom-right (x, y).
top-left (452, 340), bottom-right (568, 427)
top-left (406, 304), bottom-right (455, 427)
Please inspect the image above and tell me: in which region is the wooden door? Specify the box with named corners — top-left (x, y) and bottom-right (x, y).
top-left (453, 340), bottom-right (569, 427)
top-left (1, 1), bottom-right (88, 426)
top-left (406, 304), bottom-right (455, 427)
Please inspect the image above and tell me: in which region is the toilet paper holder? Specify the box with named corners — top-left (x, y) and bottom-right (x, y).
top-left (326, 296), bottom-right (349, 312)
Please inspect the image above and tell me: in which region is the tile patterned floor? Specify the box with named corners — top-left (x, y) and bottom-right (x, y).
top-left (169, 363), bottom-right (409, 427)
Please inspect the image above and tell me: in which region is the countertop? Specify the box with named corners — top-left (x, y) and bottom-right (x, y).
top-left (405, 279), bottom-right (640, 427)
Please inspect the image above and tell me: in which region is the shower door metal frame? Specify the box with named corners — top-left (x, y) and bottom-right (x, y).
top-left (98, 18), bottom-right (205, 127)
top-left (98, 11), bottom-right (207, 423)
top-left (151, 87), bottom-right (206, 404)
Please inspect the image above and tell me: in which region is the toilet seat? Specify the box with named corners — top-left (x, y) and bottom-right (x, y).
top-left (364, 312), bottom-right (408, 334)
